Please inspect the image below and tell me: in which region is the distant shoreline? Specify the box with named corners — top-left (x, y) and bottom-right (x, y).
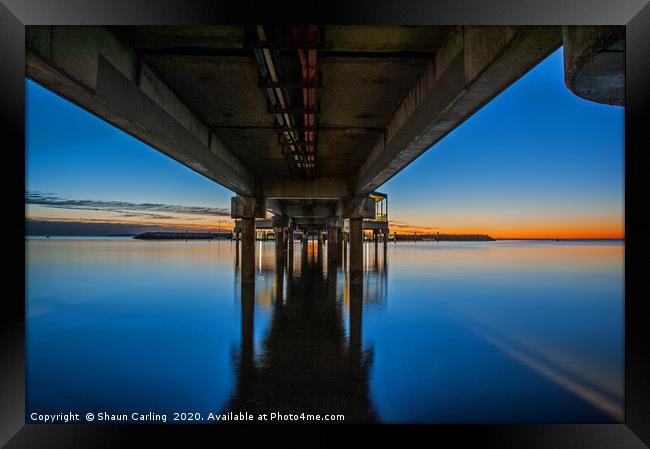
top-left (133, 231), bottom-right (230, 240)
top-left (494, 238), bottom-right (625, 241)
top-left (26, 234), bottom-right (624, 242)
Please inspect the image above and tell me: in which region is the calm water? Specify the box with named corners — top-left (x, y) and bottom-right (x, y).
top-left (26, 237), bottom-right (624, 423)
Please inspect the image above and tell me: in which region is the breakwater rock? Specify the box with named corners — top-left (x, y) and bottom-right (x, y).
top-left (134, 232), bottom-right (231, 240)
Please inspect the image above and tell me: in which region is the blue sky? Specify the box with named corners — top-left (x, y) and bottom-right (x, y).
top-left (25, 47), bottom-right (624, 238)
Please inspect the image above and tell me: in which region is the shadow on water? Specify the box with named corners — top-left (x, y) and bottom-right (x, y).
top-left (24, 238), bottom-right (623, 422)
top-left (225, 239), bottom-right (388, 422)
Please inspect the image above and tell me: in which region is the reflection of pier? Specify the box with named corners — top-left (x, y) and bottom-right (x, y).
top-left (226, 237), bottom-right (387, 422)
top-left (364, 240), bottom-right (388, 308)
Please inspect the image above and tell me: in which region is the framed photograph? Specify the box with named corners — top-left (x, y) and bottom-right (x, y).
top-left (2, 0), bottom-right (649, 446)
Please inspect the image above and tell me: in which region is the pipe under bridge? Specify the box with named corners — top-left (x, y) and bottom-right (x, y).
top-left (26, 25), bottom-right (623, 284)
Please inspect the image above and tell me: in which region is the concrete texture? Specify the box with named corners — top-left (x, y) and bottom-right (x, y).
top-left (271, 215), bottom-right (289, 228)
top-left (349, 218), bottom-right (363, 283)
top-left (240, 217), bottom-right (256, 283)
top-left (354, 26), bottom-right (564, 194)
top-left (338, 196), bottom-right (375, 219)
top-left (26, 26), bottom-right (255, 196)
top-left (231, 196), bottom-right (266, 218)
top-left (26, 25), bottom-right (621, 202)
top-left (563, 26), bottom-right (625, 105)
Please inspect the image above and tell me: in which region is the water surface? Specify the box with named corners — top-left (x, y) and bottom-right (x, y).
top-left (26, 238), bottom-right (624, 423)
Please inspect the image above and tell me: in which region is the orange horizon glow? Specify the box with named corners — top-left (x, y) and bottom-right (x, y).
top-left (27, 198), bottom-right (625, 239)
top-left (382, 214), bottom-right (625, 239)
top-left (386, 209), bottom-right (625, 239)
top-left (390, 228), bottom-right (624, 239)
top-left (389, 225), bottom-right (624, 239)
top-left (26, 211), bottom-right (625, 240)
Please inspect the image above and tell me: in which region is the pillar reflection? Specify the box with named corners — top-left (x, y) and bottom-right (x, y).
top-left (226, 232), bottom-right (382, 422)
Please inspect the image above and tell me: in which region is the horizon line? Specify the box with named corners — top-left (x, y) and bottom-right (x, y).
top-left (25, 233), bottom-right (625, 241)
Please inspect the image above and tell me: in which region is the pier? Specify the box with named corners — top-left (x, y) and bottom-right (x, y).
top-left (26, 25), bottom-right (623, 285)
top-left (134, 231), bottom-right (231, 240)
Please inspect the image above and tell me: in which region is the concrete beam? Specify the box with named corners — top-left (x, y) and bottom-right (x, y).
top-left (260, 176), bottom-right (352, 199)
top-left (233, 219), bottom-right (273, 231)
top-left (231, 196), bottom-right (266, 219)
top-left (271, 215), bottom-right (289, 228)
top-left (363, 220), bottom-right (389, 230)
top-left (326, 217), bottom-right (343, 228)
top-left (354, 26), bottom-right (562, 195)
top-left (282, 203), bottom-right (338, 218)
top-left (25, 26), bottom-right (255, 196)
top-left (563, 26), bottom-right (624, 106)
top-left (264, 199), bottom-right (284, 216)
top-left (338, 196), bottom-right (375, 219)
top-left (293, 217), bottom-right (327, 227)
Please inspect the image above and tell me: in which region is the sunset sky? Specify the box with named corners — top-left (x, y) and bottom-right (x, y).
top-left (26, 47), bottom-right (624, 239)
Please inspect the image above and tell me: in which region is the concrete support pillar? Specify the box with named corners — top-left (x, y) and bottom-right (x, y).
top-left (327, 226), bottom-right (338, 264)
top-left (372, 230), bottom-right (379, 268)
top-left (340, 196), bottom-right (375, 284)
top-left (350, 218), bottom-right (363, 283)
top-left (301, 235), bottom-right (308, 265)
top-left (235, 237), bottom-right (240, 267)
top-left (240, 218), bottom-right (255, 284)
top-left (287, 223), bottom-right (295, 266)
top-left (272, 215), bottom-right (289, 263)
top-left (231, 196), bottom-right (265, 285)
top-left (275, 227), bottom-right (285, 262)
top-left (374, 229), bottom-right (379, 253)
top-left (383, 234), bottom-right (388, 272)
top-left (317, 231), bottom-right (323, 267)
top-left (327, 217), bottom-right (339, 265)
top-left (337, 228), bottom-right (343, 263)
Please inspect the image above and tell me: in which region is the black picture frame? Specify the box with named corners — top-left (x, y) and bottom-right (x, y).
top-left (1, 1), bottom-right (648, 447)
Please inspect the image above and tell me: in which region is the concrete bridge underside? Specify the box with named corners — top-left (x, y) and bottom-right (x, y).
top-left (26, 25), bottom-right (623, 284)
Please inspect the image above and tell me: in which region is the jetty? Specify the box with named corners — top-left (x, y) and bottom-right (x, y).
top-left (395, 233), bottom-right (495, 242)
top-left (134, 232), bottom-right (231, 240)
top-left (26, 25), bottom-right (621, 285)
